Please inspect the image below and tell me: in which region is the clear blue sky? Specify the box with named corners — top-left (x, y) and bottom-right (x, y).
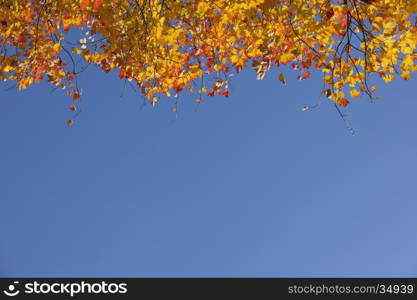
top-left (1, 64), bottom-right (417, 277)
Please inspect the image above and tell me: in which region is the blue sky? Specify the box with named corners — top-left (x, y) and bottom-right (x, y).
top-left (1, 64), bottom-right (417, 277)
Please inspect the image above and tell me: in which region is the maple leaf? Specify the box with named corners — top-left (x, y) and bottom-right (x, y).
top-left (1, 0), bottom-right (417, 119)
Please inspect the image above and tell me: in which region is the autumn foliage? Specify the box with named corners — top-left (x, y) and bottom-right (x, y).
top-left (1, 0), bottom-right (417, 115)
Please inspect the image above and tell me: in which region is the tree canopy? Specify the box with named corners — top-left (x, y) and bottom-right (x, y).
top-left (1, 0), bottom-right (417, 122)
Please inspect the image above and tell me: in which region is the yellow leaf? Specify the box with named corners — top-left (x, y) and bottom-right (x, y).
top-left (213, 64), bottom-right (222, 72)
top-left (402, 71), bottom-right (411, 80)
top-left (230, 55), bottom-right (239, 64)
top-left (383, 74), bottom-right (395, 83)
top-left (350, 89), bottom-right (360, 98)
top-left (3, 65), bottom-right (13, 73)
top-left (53, 43), bottom-right (61, 52)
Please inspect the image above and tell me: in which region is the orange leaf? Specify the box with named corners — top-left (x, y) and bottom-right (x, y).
top-left (303, 71), bottom-right (311, 79)
top-left (338, 98), bottom-right (350, 107)
top-left (278, 73), bottom-right (286, 85)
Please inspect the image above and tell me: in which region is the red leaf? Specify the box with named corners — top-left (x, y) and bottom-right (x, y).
top-left (337, 30), bottom-right (346, 36)
top-left (93, 0), bottom-right (104, 9)
top-left (80, 0), bottom-right (89, 10)
top-left (36, 65), bottom-right (46, 74)
top-left (35, 74), bottom-right (44, 83)
top-left (325, 8), bottom-right (334, 20)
